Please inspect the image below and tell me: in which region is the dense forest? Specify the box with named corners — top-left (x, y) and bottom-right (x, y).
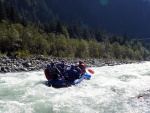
top-left (0, 0), bottom-right (150, 60)
top-left (4, 0), bottom-right (150, 38)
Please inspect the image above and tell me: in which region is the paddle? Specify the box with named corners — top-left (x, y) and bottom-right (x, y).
top-left (83, 73), bottom-right (91, 79)
top-left (83, 69), bottom-right (94, 79)
top-left (87, 69), bottom-right (94, 74)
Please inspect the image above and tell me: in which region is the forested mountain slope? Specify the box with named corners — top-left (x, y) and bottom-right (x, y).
top-left (0, 0), bottom-right (150, 60)
top-left (4, 0), bottom-right (150, 38)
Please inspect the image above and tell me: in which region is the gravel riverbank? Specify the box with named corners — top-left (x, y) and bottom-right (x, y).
top-left (0, 55), bottom-right (137, 73)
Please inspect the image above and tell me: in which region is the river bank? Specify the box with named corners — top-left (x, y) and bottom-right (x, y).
top-left (0, 55), bottom-right (138, 73)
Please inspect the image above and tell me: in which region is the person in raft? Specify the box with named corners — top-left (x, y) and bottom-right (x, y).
top-left (64, 65), bottom-right (80, 82)
top-left (74, 63), bottom-right (84, 78)
top-left (56, 60), bottom-right (69, 76)
top-left (78, 60), bottom-right (87, 73)
top-left (49, 62), bottom-right (63, 80)
top-left (44, 64), bottom-right (51, 80)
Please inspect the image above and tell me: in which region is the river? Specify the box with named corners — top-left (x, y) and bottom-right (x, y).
top-left (0, 61), bottom-right (150, 113)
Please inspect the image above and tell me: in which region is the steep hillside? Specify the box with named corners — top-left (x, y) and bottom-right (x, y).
top-left (4, 0), bottom-right (55, 22)
top-left (4, 0), bottom-right (150, 38)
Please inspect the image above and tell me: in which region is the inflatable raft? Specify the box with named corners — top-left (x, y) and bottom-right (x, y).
top-left (45, 73), bottom-right (91, 88)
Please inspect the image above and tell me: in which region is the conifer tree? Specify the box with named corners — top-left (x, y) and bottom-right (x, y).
top-left (10, 5), bottom-right (20, 23)
top-left (0, 0), bottom-right (5, 21)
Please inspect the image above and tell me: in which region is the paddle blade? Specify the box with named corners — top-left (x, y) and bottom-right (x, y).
top-left (87, 69), bottom-right (94, 74)
top-left (84, 73), bottom-right (91, 79)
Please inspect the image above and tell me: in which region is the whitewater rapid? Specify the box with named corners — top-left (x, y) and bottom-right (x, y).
top-left (0, 62), bottom-right (150, 113)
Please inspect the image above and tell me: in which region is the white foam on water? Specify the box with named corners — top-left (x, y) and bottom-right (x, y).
top-left (0, 62), bottom-right (150, 113)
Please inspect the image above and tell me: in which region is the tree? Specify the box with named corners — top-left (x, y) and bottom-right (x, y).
top-left (123, 33), bottom-right (130, 42)
top-left (56, 20), bottom-right (63, 33)
top-left (0, 0), bottom-right (5, 21)
top-left (9, 5), bottom-right (20, 23)
top-left (67, 38), bottom-right (78, 58)
top-left (1, 25), bottom-right (20, 52)
top-left (94, 29), bottom-right (103, 42)
top-left (75, 39), bottom-right (89, 58)
top-left (55, 34), bottom-right (68, 57)
top-left (21, 17), bottom-right (28, 27)
top-left (88, 39), bottom-right (101, 58)
top-left (112, 42), bottom-right (121, 59)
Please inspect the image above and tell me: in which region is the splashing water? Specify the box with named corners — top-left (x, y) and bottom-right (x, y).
top-left (0, 62), bottom-right (150, 113)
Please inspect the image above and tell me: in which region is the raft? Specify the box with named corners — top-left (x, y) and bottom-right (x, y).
top-left (45, 73), bottom-right (91, 88)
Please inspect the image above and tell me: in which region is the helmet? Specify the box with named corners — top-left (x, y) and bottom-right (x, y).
top-left (50, 62), bottom-right (55, 66)
top-left (79, 60), bottom-right (83, 64)
top-left (46, 64), bottom-right (50, 68)
top-left (61, 60), bottom-right (65, 63)
top-left (61, 58), bottom-right (65, 62)
top-left (70, 64), bottom-right (75, 69)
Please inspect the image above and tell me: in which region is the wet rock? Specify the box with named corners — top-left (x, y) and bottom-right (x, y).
top-left (22, 61), bottom-right (32, 67)
top-left (137, 90), bottom-right (150, 99)
top-left (1, 67), bottom-right (7, 73)
top-left (0, 55), bottom-right (137, 73)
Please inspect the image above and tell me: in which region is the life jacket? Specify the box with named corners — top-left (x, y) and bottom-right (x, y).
top-left (57, 63), bottom-right (68, 71)
top-left (75, 66), bottom-right (83, 77)
top-left (79, 64), bottom-right (86, 73)
top-left (57, 64), bottom-right (65, 74)
top-left (49, 67), bottom-right (59, 80)
top-left (44, 68), bottom-right (51, 80)
top-left (60, 63), bottom-right (65, 68)
top-left (64, 69), bottom-right (78, 82)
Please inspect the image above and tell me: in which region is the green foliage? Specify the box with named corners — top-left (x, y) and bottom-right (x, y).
top-left (0, 51), bottom-right (4, 56)
top-left (0, 18), bottom-right (149, 60)
top-left (16, 49), bottom-right (30, 58)
top-left (88, 39), bottom-right (102, 58)
top-left (75, 39), bottom-right (89, 58)
top-left (112, 42), bottom-right (121, 59)
top-left (14, 23), bottom-right (24, 32)
top-left (66, 38), bottom-right (78, 58)
top-left (0, 1), bottom-right (149, 60)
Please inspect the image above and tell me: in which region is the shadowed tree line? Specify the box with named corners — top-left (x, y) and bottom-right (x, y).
top-left (0, 0), bottom-right (149, 60)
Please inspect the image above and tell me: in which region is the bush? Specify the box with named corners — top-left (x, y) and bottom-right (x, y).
top-left (16, 49), bottom-right (30, 58)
